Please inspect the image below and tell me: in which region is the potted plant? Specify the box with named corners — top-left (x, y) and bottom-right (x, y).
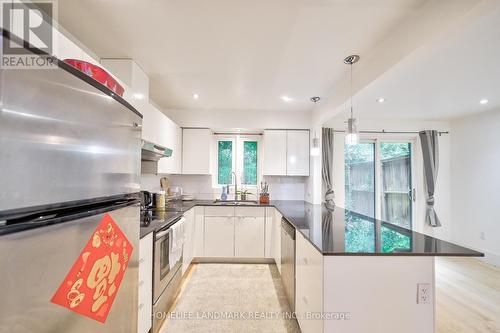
top-left (237, 189), bottom-right (252, 201)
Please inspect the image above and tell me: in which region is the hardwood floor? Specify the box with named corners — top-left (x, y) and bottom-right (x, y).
top-left (436, 257), bottom-right (500, 333)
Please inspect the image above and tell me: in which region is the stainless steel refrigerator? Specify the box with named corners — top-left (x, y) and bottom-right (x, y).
top-left (0, 31), bottom-right (142, 332)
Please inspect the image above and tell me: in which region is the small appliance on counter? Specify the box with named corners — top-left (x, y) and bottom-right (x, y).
top-left (140, 191), bottom-right (153, 210)
top-left (167, 185), bottom-right (183, 201)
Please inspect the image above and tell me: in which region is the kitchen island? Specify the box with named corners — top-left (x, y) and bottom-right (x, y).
top-left (140, 200), bottom-right (482, 333)
top-left (272, 200), bottom-right (483, 333)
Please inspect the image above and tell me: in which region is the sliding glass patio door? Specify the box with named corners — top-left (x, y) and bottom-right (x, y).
top-left (345, 140), bottom-right (414, 229)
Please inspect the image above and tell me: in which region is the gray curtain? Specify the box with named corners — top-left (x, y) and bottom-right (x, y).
top-left (419, 130), bottom-right (441, 227)
top-left (322, 128), bottom-right (335, 208)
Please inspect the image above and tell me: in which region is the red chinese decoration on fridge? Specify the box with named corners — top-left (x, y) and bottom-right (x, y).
top-left (51, 213), bottom-right (133, 323)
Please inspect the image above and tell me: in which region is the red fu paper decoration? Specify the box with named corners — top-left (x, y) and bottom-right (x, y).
top-left (51, 213), bottom-right (133, 323)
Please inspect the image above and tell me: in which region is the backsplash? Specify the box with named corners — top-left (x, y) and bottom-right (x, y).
top-left (261, 176), bottom-right (307, 201)
top-left (140, 174), bottom-right (307, 201)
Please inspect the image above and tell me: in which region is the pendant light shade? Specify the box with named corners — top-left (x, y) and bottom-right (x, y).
top-left (311, 137), bottom-right (320, 156)
top-left (310, 96), bottom-right (321, 156)
top-left (344, 55), bottom-right (360, 145)
top-left (345, 117), bottom-right (359, 145)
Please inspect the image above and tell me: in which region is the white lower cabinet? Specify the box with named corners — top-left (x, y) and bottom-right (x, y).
top-left (193, 206), bottom-right (205, 257)
top-left (235, 207), bottom-right (265, 258)
top-left (296, 232), bottom-right (324, 333)
top-left (204, 206), bottom-right (235, 257)
top-left (264, 207), bottom-right (274, 259)
top-left (138, 233), bottom-right (153, 333)
top-left (182, 208), bottom-right (195, 275)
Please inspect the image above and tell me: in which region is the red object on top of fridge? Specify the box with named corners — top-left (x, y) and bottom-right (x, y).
top-left (63, 59), bottom-right (125, 97)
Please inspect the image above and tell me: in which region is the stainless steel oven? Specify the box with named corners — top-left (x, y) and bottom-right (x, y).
top-left (152, 219), bottom-right (183, 333)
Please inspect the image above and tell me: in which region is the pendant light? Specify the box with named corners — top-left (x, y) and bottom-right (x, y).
top-left (310, 96), bottom-right (321, 156)
top-left (344, 55), bottom-right (360, 145)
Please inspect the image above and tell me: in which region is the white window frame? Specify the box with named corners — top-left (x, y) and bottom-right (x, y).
top-left (212, 134), bottom-right (262, 189)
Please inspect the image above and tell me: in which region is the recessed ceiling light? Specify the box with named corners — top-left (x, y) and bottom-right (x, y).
top-left (281, 95), bottom-right (293, 103)
top-left (479, 99), bottom-right (489, 105)
top-left (192, 93), bottom-right (200, 100)
top-left (376, 97), bottom-right (385, 103)
top-left (133, 93), bottom-right (144, 100)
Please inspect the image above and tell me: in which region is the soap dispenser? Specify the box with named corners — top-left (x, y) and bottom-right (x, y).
top-left (221, 186), bottom-right (227, 201)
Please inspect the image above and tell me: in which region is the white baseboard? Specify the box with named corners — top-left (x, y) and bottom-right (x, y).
top-left (477, 251), bottom-right (500, 267)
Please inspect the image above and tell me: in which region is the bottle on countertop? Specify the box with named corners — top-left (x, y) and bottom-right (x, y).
top-left (221, 186), bottom-right (227, 201)
top-left (155, 190), bottom-right (166, 209)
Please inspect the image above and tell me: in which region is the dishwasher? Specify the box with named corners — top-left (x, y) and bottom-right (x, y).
top-left (281, 217), bottom-right (296, 312)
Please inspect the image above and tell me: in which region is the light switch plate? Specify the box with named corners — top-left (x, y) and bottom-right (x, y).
top-left (417, 283), bottom-right (431, 304)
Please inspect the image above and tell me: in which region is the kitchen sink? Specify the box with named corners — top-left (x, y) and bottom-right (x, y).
top-left (212, 200), bottom-right (260, 205)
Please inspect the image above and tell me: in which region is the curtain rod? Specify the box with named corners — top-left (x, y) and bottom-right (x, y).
top-left (213, 132), bottom-right (263, 136)
top-left (332, 129), bottom-right (450, 136)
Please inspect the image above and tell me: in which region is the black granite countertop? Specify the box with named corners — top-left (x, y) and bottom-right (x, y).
top-left (140, 200), bottom-right (483, 257)
top-left (271, 200), bottom-right (483, 256)
top-left (140, 200), bottom-right (200, 238)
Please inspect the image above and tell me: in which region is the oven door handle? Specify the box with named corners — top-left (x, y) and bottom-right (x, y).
top-left (156, 229), bottom-right (170, 240)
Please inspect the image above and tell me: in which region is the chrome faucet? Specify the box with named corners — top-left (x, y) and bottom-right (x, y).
top-left (231, 171), bottom-right (238, 200)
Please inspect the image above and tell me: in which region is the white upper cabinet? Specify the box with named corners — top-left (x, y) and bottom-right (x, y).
top-left (263, 130), bottom-right (309, 176)
top-left (263, 130), bottom-right (287, 175)
top-left (286, 130), bottom-right (310, 176)
top-left (182, 128), bottom-right (212, 175)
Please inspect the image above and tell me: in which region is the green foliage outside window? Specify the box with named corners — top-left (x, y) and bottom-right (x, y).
top-left (381, 226), bottom-right (411, 253)
top-left (344, 213), bottom-right (375, 253)
top-left (218, 141), bottom-right (232, 185)
top-left (344, 213), bottom-right (411, 253)
top-left (380, 143), bottom-right (410, 160)
top-left (243, 141), bottom-right (257, 185)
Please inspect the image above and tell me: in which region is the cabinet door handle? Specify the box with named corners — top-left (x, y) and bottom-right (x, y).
top-left (139, 280), bottom-right (144, 287)
top-left (139, 258), bottom-right (145, 264)
top-left (302, 257), bottom-right (308, 265)
top-left (138, 303), bottom-right (144, 310)
top-left (302, 296), bottom-right (308, 305)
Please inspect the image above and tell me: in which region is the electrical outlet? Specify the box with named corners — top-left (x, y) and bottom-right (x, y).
top-left (417, 283), bottom-right (431, 304)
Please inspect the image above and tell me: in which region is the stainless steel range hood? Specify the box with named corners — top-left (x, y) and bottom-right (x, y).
top-left (141, 140), bottom-right (172, 174)
top-left (141, 140), bottom-right (172, 161)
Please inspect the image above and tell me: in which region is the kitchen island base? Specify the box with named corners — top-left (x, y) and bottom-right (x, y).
top-left (296, 232), bottom-right (435, 333)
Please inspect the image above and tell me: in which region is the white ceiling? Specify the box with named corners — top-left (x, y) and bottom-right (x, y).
top-left (333, 2), bottom-right (500, 121)
top-left (57, 0), bottom-right (428, 112)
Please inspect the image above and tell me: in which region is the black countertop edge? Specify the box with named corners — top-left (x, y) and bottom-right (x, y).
top-left (309, 252), bottom-right (484, 257)
top-left (140, 200), bottom-right (484, 258)
top-left (140, 211), bottom-right (184, 239)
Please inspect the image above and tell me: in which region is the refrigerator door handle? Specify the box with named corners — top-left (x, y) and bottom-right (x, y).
top-left (0, 199), bottom-right (139, 235)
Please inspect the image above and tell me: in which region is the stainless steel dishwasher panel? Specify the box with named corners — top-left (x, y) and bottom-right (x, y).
top-left (281, 218), bottom-right (296, 312)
